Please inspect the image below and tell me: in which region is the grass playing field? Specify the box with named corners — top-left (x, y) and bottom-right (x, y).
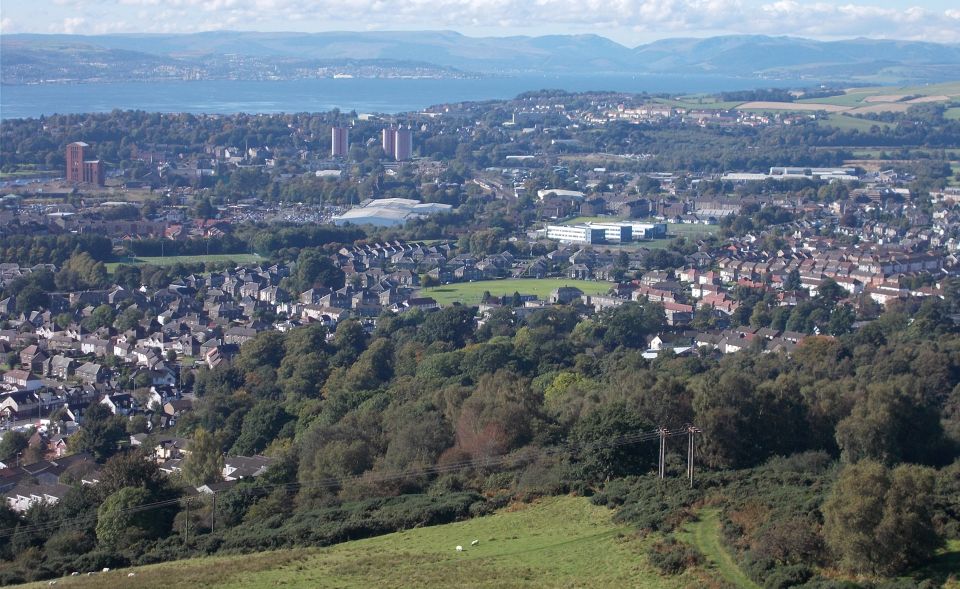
top-left (421, 278), bottom-right (614, 305)
top-left (105, 254), bottom-right (262, 272)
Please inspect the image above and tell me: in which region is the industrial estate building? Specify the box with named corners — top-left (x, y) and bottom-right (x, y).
top-left (332, 198), bottom-right (452, 227)
top-left (721, 167), bottom-right (858, 183)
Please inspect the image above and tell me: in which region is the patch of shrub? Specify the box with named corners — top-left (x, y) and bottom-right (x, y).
top-left (762, 564), bottom-right (814, 589)
top-left (646, 537), bottom-right (704, 574)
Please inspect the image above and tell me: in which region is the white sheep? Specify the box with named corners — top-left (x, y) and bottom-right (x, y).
top-left (47, 582), bottom-right (56, 586)
top-left (102, 568), bottom-right (110, 573)
top-left (455, 545), bottom-right (463, 552)
top-left (70, 572), bottom-right (78, 576)
top-left (470, 539), bottom-right (479, 546)
top-left (128, 572), bottom-right (136, 577)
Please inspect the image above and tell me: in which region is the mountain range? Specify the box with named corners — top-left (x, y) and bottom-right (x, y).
top-left (3, 31), bottom-right (960, 84)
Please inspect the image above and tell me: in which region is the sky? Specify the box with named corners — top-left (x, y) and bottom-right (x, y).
top-left (0, 0), bottom-right (958, 45)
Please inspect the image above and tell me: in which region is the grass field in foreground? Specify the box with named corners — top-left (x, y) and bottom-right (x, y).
top-left (17, 498), bottom-right (957, 589)
top-left (421, 278), bottom-right (614, 305)
top-left (19, 497), bottom-right (695, 589)
top-left (105, 254), bottom-right (261, 272)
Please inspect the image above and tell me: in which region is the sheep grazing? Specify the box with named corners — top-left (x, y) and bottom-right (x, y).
top-left (47, 582), bottom-right (56, 586)
top-left (470, 539), bottom-right (479, 546)
top-left (102, 568), bottom-right (110, 573)
top-left (70, 572), bottom-right (78, 576)
top-left (455, 545), bottom-right (463, 552)
top-left (128, 572), bottom-right (136, 577)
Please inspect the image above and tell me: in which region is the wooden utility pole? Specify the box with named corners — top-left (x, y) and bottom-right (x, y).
top-left (686, 425), bottom-right (701, 488)
top-left (657, 427), bottom-right (668, 479)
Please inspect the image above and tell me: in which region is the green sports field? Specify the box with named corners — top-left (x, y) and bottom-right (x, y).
top-left (421, 278), bottom-right (614, 305)
top-left (106, 254), bottom-right (262, 272)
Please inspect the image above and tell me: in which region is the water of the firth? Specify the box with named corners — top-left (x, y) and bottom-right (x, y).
top-left (1, 74), bottom-right (797, 119)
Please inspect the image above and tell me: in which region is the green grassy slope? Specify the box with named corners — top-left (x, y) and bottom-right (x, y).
top-left (18, 497), bottom-right (694, 589)
top-left (16, 497), bottom-right (958, 589)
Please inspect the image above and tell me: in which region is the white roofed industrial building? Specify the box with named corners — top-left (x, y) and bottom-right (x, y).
top-left (332, 198), bottom-right (453, 227)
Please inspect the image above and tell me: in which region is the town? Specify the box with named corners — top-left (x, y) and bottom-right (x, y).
top-left (0, 86), bottom-right (958, 585)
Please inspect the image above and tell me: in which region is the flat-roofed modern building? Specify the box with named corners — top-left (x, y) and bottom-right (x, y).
top-left (584, 223), bottom-right (632, 242)
top-left (546, 224), bottom-right (607, 244)
top-left (625, 222), bottom-right (667, 239)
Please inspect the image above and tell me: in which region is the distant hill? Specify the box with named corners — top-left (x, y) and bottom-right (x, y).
top-left (3, 31), bottom-right (960, 84)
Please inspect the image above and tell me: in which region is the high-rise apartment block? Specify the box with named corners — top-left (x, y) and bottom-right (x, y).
top-left (65, 142), bottom-right (105, 186)
top-left (331, 126), bottom-right (349, 157)
top-left (382, 126), bottom-right (413, 161)
top-left (394, 127), bottom-right (413, 161)
top-left (382, 126), bottom-right (396, 158)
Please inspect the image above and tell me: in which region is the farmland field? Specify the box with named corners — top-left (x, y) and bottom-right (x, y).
top-left (737, 101), bottom-right (847, 112)
top-left (817, 114), bottom-right (892, 132)
top-left (653, 96), bottom-right (744, 110)
top-left (421, 278), bottom-right (614, 305)
top-left (741, 82), bottom-right (960, 115)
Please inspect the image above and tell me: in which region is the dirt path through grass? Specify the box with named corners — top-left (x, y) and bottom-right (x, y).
top-left (678, 509), bottom-right (760, 589)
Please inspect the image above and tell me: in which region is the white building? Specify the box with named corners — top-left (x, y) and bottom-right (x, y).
top-left (537, 189), bottom-right (585, 200)
top-left (722, 167), bottom-right (858, 183)
top-left (332, 198), bottom-right (452, 227)
top-left (546, 224), bottom-right (607, 244)
top-left (583, 223), bottom-right (632, 242)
